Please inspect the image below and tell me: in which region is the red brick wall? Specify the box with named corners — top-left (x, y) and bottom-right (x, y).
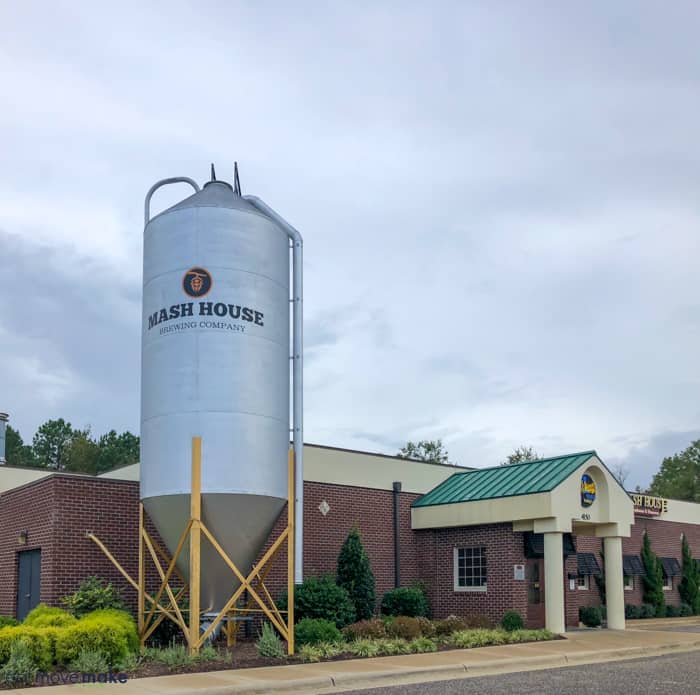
top-left (251, 481), bottom-right (423, 611)
top-left (415, 524), bottom-right (528, 624)
top-left (0, 476), bottom-right (166, 617)
top-left (2, 474), bottom-right (700, 625)
top-left (0, 477), bottom-right (56, 617)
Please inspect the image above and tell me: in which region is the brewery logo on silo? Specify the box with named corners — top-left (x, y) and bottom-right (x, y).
top-left (183, 267), bottom-right (213, 298)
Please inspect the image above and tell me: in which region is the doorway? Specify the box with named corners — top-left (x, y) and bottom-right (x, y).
top-left (526, 558), bottom-right (545, 628)
top-left (16, 549), bottom-right (41, 621)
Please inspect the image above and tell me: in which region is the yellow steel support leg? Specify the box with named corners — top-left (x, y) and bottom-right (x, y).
top-left (287, 447), bottom-right (295, 655)
top-left (190, 436), bottom-right (202, 656)
top-left (138, 503), bottom-right (145, 643)
top-left (90, 436), bottom-right (296, 657)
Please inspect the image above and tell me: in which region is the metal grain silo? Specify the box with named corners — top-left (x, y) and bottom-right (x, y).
top-left (141, 167), bottom-right (303, 613)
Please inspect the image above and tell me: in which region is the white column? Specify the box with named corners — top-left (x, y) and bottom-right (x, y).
top-left (544, 531), bottom-right (566, 634)
top-left (604, 536), bottom-right (625, 630)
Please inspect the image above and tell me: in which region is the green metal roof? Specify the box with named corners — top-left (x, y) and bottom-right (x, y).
top-left (412, 451), bottom-right (597, 508)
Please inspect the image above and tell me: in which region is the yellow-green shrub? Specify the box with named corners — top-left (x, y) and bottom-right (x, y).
top-left (55, 610), bottom-right (138, 666)
top-left (80, 610), bottom-right (138, 652)
top-left (0, 627), bottom-right (53, 670)
top-left (24, 604), bottom-right (77, 629)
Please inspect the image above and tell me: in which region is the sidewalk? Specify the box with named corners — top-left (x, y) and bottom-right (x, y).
top-left (15, 623), bottom-right (700, 694)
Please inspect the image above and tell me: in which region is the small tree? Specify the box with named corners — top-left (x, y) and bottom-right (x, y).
top-left (640, 531), bottom-right (665, 618)
top-left (500, 445), bottom-right (539, 466)
top-left (337, 527), bottom-right (375, 620)
top-left (397, 440), bottom-right (450, 464)
top-left (679, 534), bottom-right (700, 614)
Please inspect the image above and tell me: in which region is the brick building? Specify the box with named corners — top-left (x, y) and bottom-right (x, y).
top-left (0, 445), bottom-right (698, 632)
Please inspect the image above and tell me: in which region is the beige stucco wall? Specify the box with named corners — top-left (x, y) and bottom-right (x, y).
top-left (98, 463), bottom-right (140, 481)
top-left (0, 466), bottom-right (51, 493)
top-left (647, 497), bottom-right (700, 525)
top-left (97, 445), bottom-right (461, 494)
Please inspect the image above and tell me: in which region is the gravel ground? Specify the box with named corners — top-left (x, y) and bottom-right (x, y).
top-left (338, 651), bottom-right (700, 695)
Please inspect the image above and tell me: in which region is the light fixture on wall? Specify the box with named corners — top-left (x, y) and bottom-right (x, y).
top-left (18, 530), bottom-right (28, 546)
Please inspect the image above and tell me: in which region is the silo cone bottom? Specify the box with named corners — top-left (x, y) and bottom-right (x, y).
top-left (143, 493), bottom-right (286, 612)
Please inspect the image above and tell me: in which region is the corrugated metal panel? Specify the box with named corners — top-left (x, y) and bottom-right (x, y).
top-left (412, 451), bottom-right (596, 507)
top-left (577, 552), bottom-right (602, 576)
top-left (660, 557), bottom-right (681, 577)
top-left (623, 555), bottom-right (645, 576)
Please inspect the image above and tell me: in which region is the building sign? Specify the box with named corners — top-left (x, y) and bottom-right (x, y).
top-left (631, 494), bottom-right (668, 516)
top-left (514, 564), bottom-right (525, 581)
top-left (581, 474), bottom-right (596, 507)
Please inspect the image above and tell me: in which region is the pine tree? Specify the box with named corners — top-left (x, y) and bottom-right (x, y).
top-left (336, 527), bottom-right (375, 620)
top-left (679, 534), bottom-right (700, 614)
top-left (640, 531), bottom-right (665, 617)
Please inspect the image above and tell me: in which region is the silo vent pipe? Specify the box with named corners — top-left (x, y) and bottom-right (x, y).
top-left (244, 195), bottom-right (304, 585)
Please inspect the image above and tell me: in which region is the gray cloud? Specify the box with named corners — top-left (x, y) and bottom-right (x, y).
top-left (0, 2), bottom-right (698, 487)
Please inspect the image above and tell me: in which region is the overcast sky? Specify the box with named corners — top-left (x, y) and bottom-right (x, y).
top-left (1, 1), bottom-right (698, 488)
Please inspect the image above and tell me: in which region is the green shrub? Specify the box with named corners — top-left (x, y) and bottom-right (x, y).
top-left (256, 622), bottom-right (285, 659)
top-left (295, 618), bottom-right (342, 646)
top-left (380, 587), bottom-right (428, 617)
top-left (386, 616), bottom-right (422, 640)
top-left (343, 619), bottom-right (387, 641)
top-left (680, 603), bottom-right (693, 617)
top-left (195, 644), bottom-right (219, 662)
top-left (464, 614), bottom-right (494, 629)
top-left (348, 639), bottom-right (380, 657)
top-left (641, 532), bottom-right (665, 618)
top-left (625, 604), bottom-right (640, 619)
top-left (679, 534), bottom-right (700, 614)
top-left (279, 576), bottom-right (355, 628)
top-left (434, 616), bottom-right (467, 635)
top-left (0, 627), bottom-right (52, 670)
top-left (579, 606), bottom-right (602, 628)
top-left (70, 648), bottom-right (109, 673)
top-left (640, 603), bottom-right (657, 619)
top-left (666, 605), bottom-right (681, 618)
top-left (61, 577), bottom-right (126, 618)
top-left (116, 651), bottom-right (143, 672)
top-left (24, 604), bottom-right (77, 629)
top-left (336, 527), bottom-right (376, 621)
top-left (450, 628), bottom-right (507, 648)
top-left (599, 604), bottom-right (607, 621)
top-left (506, 629), bottom-right (554, 643)
top-left (151, 644), bottom-right (191, 669)
top-left (298, 644), bottom-right (323, 662)
top-left (409, 636), bottom-right (437, 653)
top-left (0, 640), bottom-right (38, 687)
top-left (55, 610), bottom-right (138, 666)
top-left (415, 616), bottom-right (436, 637)
top-left (376, 638), bottom-right (410, 655)
top-left (0, 616), bottom-right (19, 630)
top-left (316, 641), bottom-right (344, 658)
top-left (500, 611), bottom-right (524, 632)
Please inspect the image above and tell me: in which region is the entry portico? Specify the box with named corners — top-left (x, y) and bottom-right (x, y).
top-left (411, 451), bottom-right (634, 633)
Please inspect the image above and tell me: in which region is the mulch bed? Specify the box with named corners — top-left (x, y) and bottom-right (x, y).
top-left (1, 634), bottom-right (565, 688)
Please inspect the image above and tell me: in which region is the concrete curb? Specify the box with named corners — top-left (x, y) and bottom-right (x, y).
top-left (182, 640), bottom-right (700, 694)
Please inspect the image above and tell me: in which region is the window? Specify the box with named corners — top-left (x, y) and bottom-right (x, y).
top-left (454, 547), bottom-right (487, 592)
top-left (663, 574), bottom-right (672, 591)
top-left (576, 575), bottom-right (590, 590)
top-left (624, 575), bottom-right (634, 591)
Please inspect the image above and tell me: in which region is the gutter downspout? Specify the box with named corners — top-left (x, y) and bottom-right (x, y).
top-left (393, 481), bottom-right (402, 587)
top-left (0, 413), bottom-right (7, 465)
top-left (243, 195), bottom-right (304, 585)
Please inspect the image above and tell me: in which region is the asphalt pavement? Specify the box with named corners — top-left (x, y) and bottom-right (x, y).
top-left (339, 651), bottom-right (700, 695)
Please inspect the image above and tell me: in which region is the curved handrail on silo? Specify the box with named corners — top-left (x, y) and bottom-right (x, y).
top-left (144, 177), bottom-right (201, 226)
top-left (244, 195), bottom-right (304, 585)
